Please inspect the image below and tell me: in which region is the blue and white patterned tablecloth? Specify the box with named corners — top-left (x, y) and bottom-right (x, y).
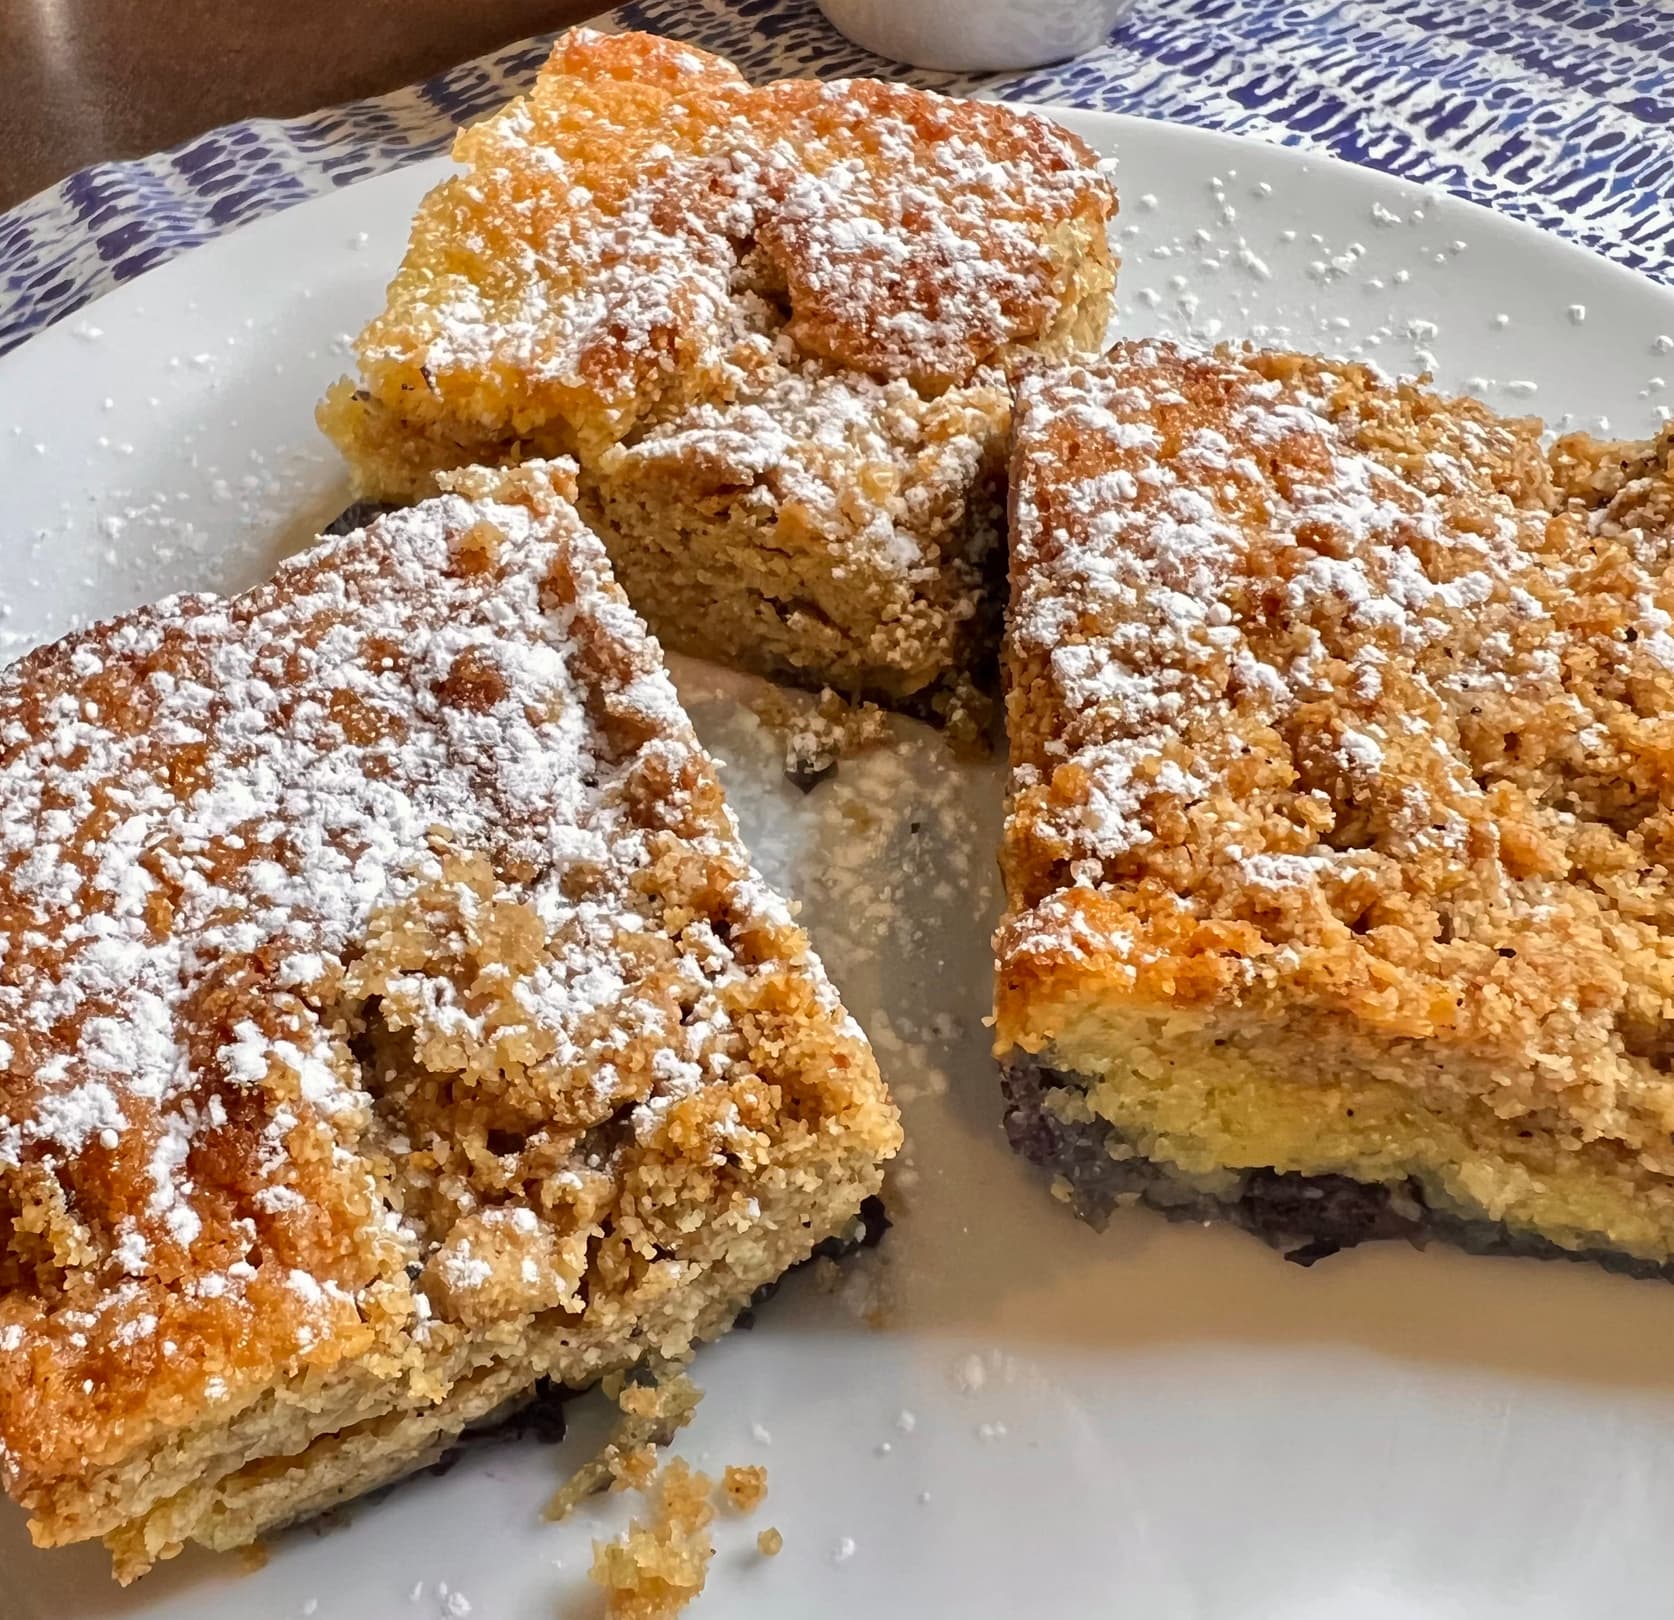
top-left (3, 0), bottom-right (1673, 358)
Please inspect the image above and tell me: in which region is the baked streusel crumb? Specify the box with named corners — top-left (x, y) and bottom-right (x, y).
top-left (318, 27), bottom-right (1116, 710)
top-left (719, 1462), bottom-right (767, 1512)
top-left (0, 461), bottom-right (898, 1580)
top-left (544, 1364), bottom-right (703, 1522)
top-left (590, 1456), bottom-right (715, 1620)
top-left (584, 1454), bottom-right (768, 1618)
top-left (996, 340), bottom-right (1674, 1271)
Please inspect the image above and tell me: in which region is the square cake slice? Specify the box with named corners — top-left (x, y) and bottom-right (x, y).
top-left (318, 27), bottom-right (1116, 713)
top-left (996, 340), bottom-right (1674, 1275)
top-left (0, 461), bottom-right (898, 1580)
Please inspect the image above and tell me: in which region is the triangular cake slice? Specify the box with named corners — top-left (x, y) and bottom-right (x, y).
top-left (319, 28), bottom-right (1117, 718)
top-left (996, 339), bottom-right (1674, 1274)
top-left (0, 462), bottom-right (898, 1579)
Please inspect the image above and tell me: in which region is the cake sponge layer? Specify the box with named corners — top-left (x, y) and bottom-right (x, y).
top-left (1001, 1042), bottom-right (1674, 1274)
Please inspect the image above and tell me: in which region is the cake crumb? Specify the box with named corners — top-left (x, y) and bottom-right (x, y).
top-left (720, 1464), bottom-right (768, 1512)
top-left (611, 1444), bottom-right (660, 1493)
top-left (237, 1541), bottom-right (270, 1574)
top-left (753, 688), bottom-right (895, 791)
top-left (545, 1367), bottom-right (703, 1521)
top-left (756, 1527), bottom-right (783, 1558)
top-left (589, 1458), bottom-right (715, 1620)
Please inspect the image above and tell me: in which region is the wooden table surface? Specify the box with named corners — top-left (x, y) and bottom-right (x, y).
top-left (0, 0), bottom-right (605, 211)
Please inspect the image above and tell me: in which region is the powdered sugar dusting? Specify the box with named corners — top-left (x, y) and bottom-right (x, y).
top-left (349, 29), bottom-right (1114, 461)
top-left (1002, 340), bottom-right (1674, 1124)
top-left (0, 461), bottom-right (880, 1471)
top-left (1009, 342), bottom-right (1559, 875)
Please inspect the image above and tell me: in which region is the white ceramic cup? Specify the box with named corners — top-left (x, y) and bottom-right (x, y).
top-left (816, 0), bottom-right (1138, 72)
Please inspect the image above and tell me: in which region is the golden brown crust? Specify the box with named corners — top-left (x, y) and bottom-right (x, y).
top-left (997, 342), bottom-right (1674, 1164)
top-left (316, 29), bottom-right (1116, 709)
top-left (325, 27), bottom-right (1115, 480)
top-left (0, 461), bottom-right (898, 1552)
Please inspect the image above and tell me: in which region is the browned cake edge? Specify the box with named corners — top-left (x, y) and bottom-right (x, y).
top-left (99, 1161), bottom-right (881, 1578)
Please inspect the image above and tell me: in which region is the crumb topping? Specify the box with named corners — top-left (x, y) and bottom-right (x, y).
top-left (589, 1456), bottom-right (715, 1620)
top-left (349, 28), bottom-right (1114, 457)
top-left (719, 1462), bottom-right (767, 1512)
top-left (1000, 341), bottom-right (1674, 1158)
top-left (0, 462), bottom-right (890, 1491)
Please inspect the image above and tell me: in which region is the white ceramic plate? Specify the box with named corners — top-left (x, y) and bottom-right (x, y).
top-left (5, 108), bottom-right (1674, 1620)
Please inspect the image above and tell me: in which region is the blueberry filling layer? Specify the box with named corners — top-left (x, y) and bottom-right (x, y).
top-left (1000, 1052), bottom-right (1674, 1281)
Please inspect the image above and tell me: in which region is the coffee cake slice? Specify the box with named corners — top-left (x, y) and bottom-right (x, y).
top-left (996, 340), bottom-right (1674, 1274)
top-left (0, 461), bottom-right (898, 1580)
top-left (318, 28), bottom-right (1115, 713)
